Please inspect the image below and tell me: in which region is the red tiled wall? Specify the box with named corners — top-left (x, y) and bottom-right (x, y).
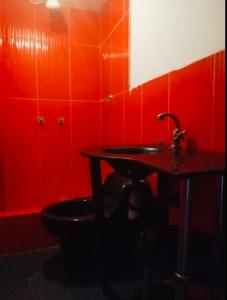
top-left (0, 0), bottom-right (101, 215)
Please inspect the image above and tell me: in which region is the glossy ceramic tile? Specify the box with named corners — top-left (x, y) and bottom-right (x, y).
top-left (35, 4), bottom-right (70, 99)
top-left (110, 48), bottom-right (128, 96)
top-left (212, 51), bottom-right (225, 152)
top-left (40, 154), bottom-right (73, 205)
top-left (124, 87), bottom-right (142, 144)
top-left (100, 44), bottom-right (112, 98)
top-left (1, 99), bottom-right (39, 156)
top-left (101, 100), bottom-right (112, 145)
top-left (38, 100), bottom-right (71, 155)
top-left (4, 155), bottom-right (41, 211)
top-left (1, 0), bottom-right (35, 29)
top-left (72, 154), bottom-right (92, 198)
top-left (111, 13), bottom-right (128, 52)
top-left (1, 0), bottom-right (37, 98)
top-left (109, 93), bottom-right (124, 145)
top-left (1, 33), bottom-right (37, 99)
top-left (124, 0), bottom-right (129, 14)
top-left (110, 15), bottom-right (129, 95)
top-left (111, 0), bottom-right (124, 30)
top-left (71, 101), bottom-right (101, 152)
top-left (100, 0), bottom-right (111, 43)
top-left (169, 56), bottom-right (214, 151)
top-left (69, 8), bottom-right (99, 46)
top-left (142, 74), bottom-right (169, 145)
top-left (70, 44), bottom-right (100, 100)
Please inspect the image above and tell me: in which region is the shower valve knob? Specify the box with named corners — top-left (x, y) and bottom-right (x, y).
top-left (57, 117), bottom-right (65, 125)
top-left (37, 116), bottom-right (45, 125)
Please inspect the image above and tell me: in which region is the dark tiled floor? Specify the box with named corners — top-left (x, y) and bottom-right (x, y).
top-left (0, 246), bottom-right (144, 300)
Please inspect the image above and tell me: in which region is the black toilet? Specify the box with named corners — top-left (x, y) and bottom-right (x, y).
top-left (41, 173), bottom-right (136, 283)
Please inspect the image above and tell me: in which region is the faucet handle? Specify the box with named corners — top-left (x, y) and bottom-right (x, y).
top-left (173, 128), bottom-right (186, 142)
top-left (178, 129), bottom-right (186, 139)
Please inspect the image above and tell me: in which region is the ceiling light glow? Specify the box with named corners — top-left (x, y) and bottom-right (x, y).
top-left (45, 0), bottom-right (60, 9)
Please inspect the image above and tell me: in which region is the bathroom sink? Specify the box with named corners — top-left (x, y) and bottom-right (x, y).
top-left (103, 145), bottom-right (165, 155)
top-left (102, 145), bottom-right (167, 179)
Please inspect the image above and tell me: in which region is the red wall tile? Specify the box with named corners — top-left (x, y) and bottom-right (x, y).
top-left (4, 155), bottom-right (41, 211)
top-left (124, 87), bottom-right (142, 144)
top-left (69, 8), bottom-right (99, 46)
top-left (71, 101), bottom-right (101, 152)
top-left (40, 154), bottom-right (73, 205)
top-left (72, 154), bottom-right (92, 198)
top-left (142, 74), bottom-right (169, 145)
top-left (70, 44), bottom-right (100, 101)
top-left (109, 93), bottom-right (125, 145)
top-left (169, 56), bottom-right (215, 151)
top-left (1, 99), bottom-right (39, 156)
top-left (38, 100), bottom-right (71, 155)
top-left (212, 51), bottom-right (225, 152)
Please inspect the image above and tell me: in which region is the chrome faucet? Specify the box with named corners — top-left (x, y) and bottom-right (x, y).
top-left (157, 113), bottom-right (186, 150)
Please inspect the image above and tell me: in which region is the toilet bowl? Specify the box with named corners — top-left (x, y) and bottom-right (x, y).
top-left (41, 197), bottom-right (103, 283)
top-left (41, 197), bottom-right (98, 238)
top-left (41, 172), bottom-right (156, 284)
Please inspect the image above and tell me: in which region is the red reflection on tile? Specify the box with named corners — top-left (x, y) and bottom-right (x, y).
top-left (1, 0), bottom-right (37, 98)
top-left (35, 5), bottom-right (70, 99)
top-left (142, 74), bottom-right (169, 145)
top-left (124, 0), bottom-right (129, 14)
top-left (70, 44), bottom-right (100, 100)
top-left (100, 0), bottom-right (111, 43)
top-left (4, 155), bottom-right (41, 211)
top-left (71, 101), bottom-right (101, 152)
top-left (109, 93), bottom-right (124, 145)
top-left (169, 56), bottom-right (214, 151)
top-left (72, 154), bottom-right (91, 198)
top-left (124, 88), bottom-right (142, 144)
top-left (1, 0), bottom-right (35, 29)
top-left (101, 100), bottom-right (112, 146)
top-left (101, 44), bottom-right (112, 98)
top-left (1, 99), bottom-right (39, 156)
top-left (110, 15), bottom-right (129, 95)
top-left (40, 154), bottom-right (73, 205)
top-left (39, 100), bottom-right (71, 155)
top-left (111, 0), bottom-right (124, 30)
top-left (111, 14), bottom-right (128, 52)
top-left (2, 35), bottom-right (37, 98)
top-left (110, 49), bottom-right (128, 95)
top-left (212, 50), bottom-right (225, 152)
top-left (69, 8), bottom-right (99, 46)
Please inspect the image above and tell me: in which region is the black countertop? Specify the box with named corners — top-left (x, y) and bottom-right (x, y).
top-left (81, 145), bottom-right (225, 177)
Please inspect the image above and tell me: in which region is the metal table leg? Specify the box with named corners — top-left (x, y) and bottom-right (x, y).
top-left (175, 178), bottom-right (193, 300)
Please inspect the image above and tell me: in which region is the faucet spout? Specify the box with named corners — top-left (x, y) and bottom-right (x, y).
top-left (157, 112), bottom-right (186, 150)
top-left (157, 112), bottom-right (181, 130)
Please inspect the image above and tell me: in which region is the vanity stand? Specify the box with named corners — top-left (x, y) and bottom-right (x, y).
top-left (81, 147), bottom-right (225, 300)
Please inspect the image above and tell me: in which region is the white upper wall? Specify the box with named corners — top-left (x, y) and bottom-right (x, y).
top-left (130, 0), bottom-right (225, 89)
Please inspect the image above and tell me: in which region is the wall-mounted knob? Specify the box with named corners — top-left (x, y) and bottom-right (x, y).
top-left (107, 95), bottom-right (113, 103)
top-left (37, 116), bottom-right (45, 125)
top-left (57, 116), bottom-right (65, 125)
